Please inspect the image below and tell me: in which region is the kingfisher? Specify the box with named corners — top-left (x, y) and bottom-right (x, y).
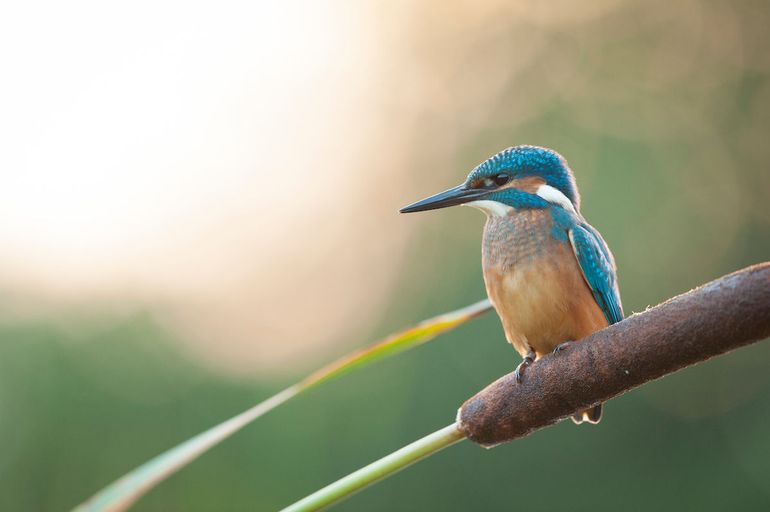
top-left (400, 145), bottom-right (623, 424)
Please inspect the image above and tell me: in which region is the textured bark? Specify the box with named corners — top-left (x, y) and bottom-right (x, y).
top-left (457, 263), bottom-right (770, 447)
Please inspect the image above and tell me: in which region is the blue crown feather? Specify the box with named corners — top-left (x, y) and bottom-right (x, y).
top-left (466, 145), bottom-right (581, 210)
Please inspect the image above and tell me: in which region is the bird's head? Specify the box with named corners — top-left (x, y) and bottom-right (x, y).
top-left (400, 145), bottom-right (580, 217)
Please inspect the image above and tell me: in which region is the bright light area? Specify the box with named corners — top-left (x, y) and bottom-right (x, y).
top-left (0, 1), bottom-right (408, 371)
top-left (1, 1), bottom-right (354, 285)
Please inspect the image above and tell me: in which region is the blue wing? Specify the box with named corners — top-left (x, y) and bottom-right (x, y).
top-left (568, 224), bottom-right (624, 325)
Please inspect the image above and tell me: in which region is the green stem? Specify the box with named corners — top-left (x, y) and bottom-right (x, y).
top-left (280, 423), bottom-right (466, 512)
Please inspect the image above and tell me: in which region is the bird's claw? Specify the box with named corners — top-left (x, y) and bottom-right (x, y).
top-left (513, 352), bottom-right (536, 384)
top-left (552, 341), bottom-right (572, 355)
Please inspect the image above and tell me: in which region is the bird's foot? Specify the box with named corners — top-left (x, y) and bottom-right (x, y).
top-left (552, 341), bottom-right (572, 355)
top-left (513, 351), bottom-right (536, 384)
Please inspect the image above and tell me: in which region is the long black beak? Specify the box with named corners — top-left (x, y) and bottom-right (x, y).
top-left (399, 184), bottom-right (488, 213)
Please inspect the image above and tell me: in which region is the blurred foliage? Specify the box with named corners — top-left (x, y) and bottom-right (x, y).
top-left (2, 0), bottom-right (770, 510)
top-left (74, 300), bottom-right (489, 511)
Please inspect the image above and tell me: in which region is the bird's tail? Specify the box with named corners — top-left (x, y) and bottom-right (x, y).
top-left (571, 403), bottom-right (602, 425)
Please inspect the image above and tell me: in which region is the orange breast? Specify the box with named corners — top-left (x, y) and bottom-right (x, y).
top-left (482, 217), bottom-right (607, 358)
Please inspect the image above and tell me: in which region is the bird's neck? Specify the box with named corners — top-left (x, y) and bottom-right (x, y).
top-left (482, 207), bottom-right (572, 269)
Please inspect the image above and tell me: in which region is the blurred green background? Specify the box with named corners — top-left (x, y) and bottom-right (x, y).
top-left (1, 0), bottom-right (770, 510)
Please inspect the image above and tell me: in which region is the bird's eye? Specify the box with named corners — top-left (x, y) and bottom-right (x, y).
top-left (478, 172), bottom-right (512, 189)
top-left (493, 173), bottom-right (511, 186)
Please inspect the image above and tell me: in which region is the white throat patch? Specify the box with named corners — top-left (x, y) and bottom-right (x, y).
top-left (464, 200), bottom-right (513, 217)
top-left (536, 184), bottom-right (576, 214)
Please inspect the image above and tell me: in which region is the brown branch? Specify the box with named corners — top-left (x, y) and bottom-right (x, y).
top-left (457, 263), bottom-right (770, 447)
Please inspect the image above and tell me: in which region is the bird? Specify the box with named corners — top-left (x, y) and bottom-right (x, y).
top-left (400, 145), bottom-right (623, 424)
